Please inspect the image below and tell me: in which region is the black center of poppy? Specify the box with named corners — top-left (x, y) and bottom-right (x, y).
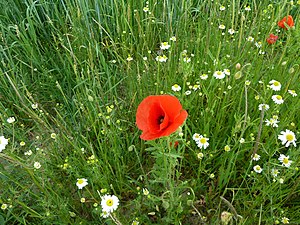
top-left (158, 115), bottom-right (164, 124)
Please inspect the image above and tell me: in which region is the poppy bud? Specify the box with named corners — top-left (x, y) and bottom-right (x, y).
top-left (235, 63), bottom-right (241, 70)
top-left (234, 71), bottom-right (242, 79)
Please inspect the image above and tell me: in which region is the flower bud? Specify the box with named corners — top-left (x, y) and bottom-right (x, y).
top-left (235, 63), bottom-right (241, 70)
top-left (234, 71), bottom-right (242, 79)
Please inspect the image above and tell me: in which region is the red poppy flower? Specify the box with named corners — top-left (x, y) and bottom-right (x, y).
top-left (136, 95), bottom-right (188, 140)
top-left (278, 15), bottom-right (294, 29)
top-left (266, 34), bottom-right (278, 44)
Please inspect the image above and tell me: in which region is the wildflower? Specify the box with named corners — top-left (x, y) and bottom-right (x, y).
top-left (252, 154), bottom-right (261, 161)
top-left (20, 141), bottom-right (25, 146)
top-left (7, 117), bottom-right (15, 123)
top-left (143, 56), bottom-right (147, 61)
top-left (246, 36), bottom-right (254, 42)
top-left (171, 84), bottom-right (181, 92)
top-left (213, 70), bottom-right (225, 79)
top-left (223, 69), bottom-right (230, 75)
top-left (239, 138), bottom-right (245, 143)
top-left (160, 42), bottom-right (170, 50)
top-left (278, 129), bottom-right (296, 147)
top-left (255, 41), bottom-right (262, 48)
top-left (31, 103), bottom-right (38, 109)
top-left (266, 34), bottom-right (278, 44)
top-left (101, 194), bottom-right (119, 213)
top-left (245, 6), bottom-right (251, 11)
top-left (101, 211), bottom-right (110, 218)
top-left (269, 80), bottom-right (281, 91)
top-left (183, 57), bottom-right (191, 63)
top-left (76, 178), bottom-right (88, 189)
top-left (224, 145), bottom-right (231, 152)
top-left (155, 55), bottom-right (168, 62)
top-left (288, 90), bottom-right (297, 97)
top-left (279, 178), bottom-right (284, 183)
top-left (219, 24), bottom-right (226, 30)
top-left (220, 5), bottom-right (226, 11)
top-left (221, 211), bottom-right (233, 224)
top-left (281, 217), bottom-right (290, 224)
top-left (34, 162), bottom-right (41, 169)
top-left (132, 220), bottom-right (140, 225)
top-left (271, 168), bottom-right (280, 177)
top-left (50, 133), bottom-right (56, 139)
top-left (196, 135), bottom-right (209, 149)
top-left (200, 74), bottom-right (208, 80)
top-left (136, 95), bottom-right (188, 140)
top-left (24, 150), bottom-right (33, 156)
top-left (245, 80), bottom-right (251, 86)
top-left (265, 118), bottom-right (279, 127)
top-left (1, 204), bottom-right (7, 210)
top-left (228, 28), bottom-right (235, 35)
top-left (278, 154), bottom-right (292, 167)
top-left (143, 188), bottom-right (149, 196)
top-left (253, 165), bottom-right (263, 173)
top-left (185, 90), bottom-right (191, 95)
top-left (197, 152), bottom-right (204, 159)
top-left (126, 55), bottom-right (133, 61)
top-left (170, 36), bottom-right (176, 42)
top-left (80, 198), bottom-right (86, 203)
top-left (193, 133), bottom-right (201, 141)
top-left (0, 136), bottom-right (9, 152)
top-left (143, 7), bottom-right (149, 13)
top-left (272, 95), bottom-right (284, 104)
top-left (209, 173), bottom-right (215, 179)
top-left (278, 15), bottom-right (294, 29)
top-left (258, 104), bottom-right (269, 111)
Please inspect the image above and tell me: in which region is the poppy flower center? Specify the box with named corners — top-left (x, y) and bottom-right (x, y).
top-left (158, 116), bottom-right (164, 124)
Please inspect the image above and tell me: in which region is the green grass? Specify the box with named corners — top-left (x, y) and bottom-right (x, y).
top-left (0, 0), bottom-right (300, 224)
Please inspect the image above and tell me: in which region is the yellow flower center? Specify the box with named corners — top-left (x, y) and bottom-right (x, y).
top-left (273, 81), bottom-right (280, 86)
top-left (255, 166), bottom-right (261, 170)
top-left (200, 138), bottom-right (207, 144)
top-left (106, 199), bottom-right (113, 207)
top-left (276, 95), bottom-right (282, 100)
top-left (286, 134), bottom-right (294, 141)
top-left (78, 179), bottom-right (84, 184)
top-left (283, 158), bottom-right (289, 164)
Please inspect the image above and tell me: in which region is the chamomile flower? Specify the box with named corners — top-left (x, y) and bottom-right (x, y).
top-left (239, 138), bottom-right (245, 143)
top-left (160, 42), bottom-right (170, 50)
top-left (281, 217), bottom-right (290, 224)
top-left (228, 28), bottom-right (235, 35)
top-left (288, 90), bottom-right (297, 97)
top-left (34, 162), bottom-right (41, 169)
top-left (219, 24), bottom-right (226, 30)
top-left (224, 145), bottom-right (231, 152)
top-left (271, 168), bottom-right (280, 177)
top-left (170, 36), bottom-right (176, 42)
top-left (7, 117), bottom-right (15, 123)
top-left (245, 6), bottom-right (251, 11)
top-left (0, 136), bottom-right (9, 152)
top-left (192, 133), bottom-right (201, 141)
top-left (200, 74), bottom-right (208, 80)
top-left (269, 80), bottom-right (281, 91)
top-left (101, 211), bottom-right (110, 218)
top-left (126, 55), bottom-right (133, 61)
top-left (246, 36), bottom-right (254, 42)
top-left (223, 69), bottom-right (230, 75)
top-left (185, 90), bottom-right (191, 95)
top-left (253, 165), bottom-right (263, 173)
top-left (76, 178), bottom-right (88, 189)
top-left (265, 118), bottom-right (279, 127)
top-left (171, 84), bottom-right (181, 92)
top-left (213, 70), bottom-right (225, 79)
top-left (258, 104), bottom-right (269, 111)
top-left (101, 194), bottom-right (119, 213)
top-left (252, 153), bottom-right (261, 161)
top-left (155, 55), bottom-right (168, 62)
top-left (220, 5), bottom-right (226, 11)
top-left (196, 135), bottom-right (209, 149)
top-left (1, 204), bottom-right (8, 210)
top-left (278, 154), bottom-right (292, 167)
top-left (278, 129), bottom-right (297, 147)
top-left (143, 7), bottom-right (149, 13)
top-left (272, 95), bottom-right (284, 104)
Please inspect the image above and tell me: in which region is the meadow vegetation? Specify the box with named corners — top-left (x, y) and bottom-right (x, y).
top-left (0, 0), bottom-right (300, 224)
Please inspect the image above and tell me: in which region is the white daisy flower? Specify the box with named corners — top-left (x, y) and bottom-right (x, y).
top-left (196, 135), bottom-right (209, 149)
top-left (288, 90), bottom-right (297, 97)
top-left (155, 55), bottom-right (168, 62)
top-left (269, 80), bottom-right (281, 91)
top-left (278, 154), bottom-right (292, 168)
top-left (160, 42), bottom-right (171, 50)
top-left (253, 165), bottom-right (263, 173)
top-left (101, 194), bottom-right (119, 213)
top-left (0, 136), bottom-right (9, 152)
top-left (192, 133), bottom-right (201, 141)
top-left (220, 5), bottom-right (226, 11)
top-left (258, 104), bottom-right (269, 111)
top-left (255, 42), bottom-right (262, 48)
top-left (271, 168), bottom-right (280, 177)
top-left (281, 217), bottom-right (289, 224)
top-left (278, 129), bottom-right (297, 147)
top-left (213, 70), bottom-right (225, 79)
top-left (171, 84), bottom-right (181, 92)
top-left (34, 162), bottom-right (41, 169)
top-left (101, 210), bottom-right (110, 218)
top-left (228, 29), bottom-right (235, 35)
top-left (219, 24), bottom-right (226, 30)
top-left (223, 69), bottom-right (230, 75)
top-left (246, 36), bottom-right (254, 42)
top-left (265, 118), bottom-right (279, 127)
top-left (7, 117), bottom-right (16, 124)
top-left (200, 74), bottom-right (208, 80)
top-left (185, 90), bottom-right (191, 95)
top-left (252, 153), bottom-right (261, 161)
top-left (170, 36), bottom-right (176, 42)
top-left (272, 95), bottom-right (284, 104)
top-left (245, 6), bottom-right (251, 11)
top-left (76, 178), bottom-right (88, 189)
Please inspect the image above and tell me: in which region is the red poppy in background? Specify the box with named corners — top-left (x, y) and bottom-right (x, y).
top-left (266, 34), bottom-right (278, 44)
top-left (278, 15), bottom-right (294, 29)
top-left (136, 95), bottom-right (188, 141)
